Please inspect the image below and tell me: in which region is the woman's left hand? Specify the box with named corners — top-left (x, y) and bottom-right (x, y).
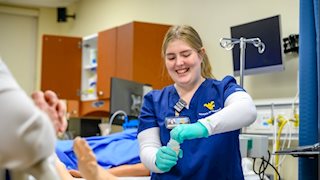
top-left (170, 122), bottom-right (209, 143)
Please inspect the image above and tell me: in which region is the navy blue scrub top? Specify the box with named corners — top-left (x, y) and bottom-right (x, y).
top-left (138, 76), bottom-right (246, 180)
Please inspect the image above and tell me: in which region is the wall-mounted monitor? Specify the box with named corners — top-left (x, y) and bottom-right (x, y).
top-left (110, 77), bottom-right (152, 124)
top-left (230, 15), bottom-right (284, 76)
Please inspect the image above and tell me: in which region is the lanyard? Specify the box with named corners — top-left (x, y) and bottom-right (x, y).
top-left (174, 99), bottom-right (187, 117)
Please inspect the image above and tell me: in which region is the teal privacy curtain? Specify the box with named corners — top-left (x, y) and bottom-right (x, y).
top-left (298, 0), bottom-right (319, 179)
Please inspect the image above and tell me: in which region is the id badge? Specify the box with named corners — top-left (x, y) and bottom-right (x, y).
top-left (165, 116), bottom-right (190, 129)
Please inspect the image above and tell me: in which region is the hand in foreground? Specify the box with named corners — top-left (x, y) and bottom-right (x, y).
top-left (155, 146), bottom-right (180, 172)
top-left (170, 122), bottom-right (209, 144)
top-left (31, 90), bottom-right (68, 134)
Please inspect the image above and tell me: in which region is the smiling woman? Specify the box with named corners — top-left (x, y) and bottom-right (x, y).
top-left (137, 25), bottom-right (257, 180)
top-left (164, 39), bottom-right (205, 100)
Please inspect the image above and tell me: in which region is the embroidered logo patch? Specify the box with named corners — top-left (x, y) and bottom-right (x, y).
top-left (204, 101), bottom-right (215, 110)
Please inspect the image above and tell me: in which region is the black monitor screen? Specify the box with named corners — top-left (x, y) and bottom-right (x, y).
top-left (230, 15), bottom-right (284, 76)
top-left (110, 77), bottom-right (149, 120)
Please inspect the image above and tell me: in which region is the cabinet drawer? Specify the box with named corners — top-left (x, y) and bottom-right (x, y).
top-left (67, 100), bottom-right (80, 118)
top-left (80, 99), bottom-right (110, 117)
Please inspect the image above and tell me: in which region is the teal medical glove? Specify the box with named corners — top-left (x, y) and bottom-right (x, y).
top-left (155, 146), bottom-right (179, 172)
top-left (170, 122), bottom-right (209, 144)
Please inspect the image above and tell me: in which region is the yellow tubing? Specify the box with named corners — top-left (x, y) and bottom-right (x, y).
top-left (294, 113), bottom-right (299, 127)
top-left (275, 115), bottom-right (288, 180)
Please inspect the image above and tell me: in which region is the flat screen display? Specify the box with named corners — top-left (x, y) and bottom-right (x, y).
top-left (110, 77), bottom-right (151, 120)
top-left (230, 15), bottom-right (284, 76)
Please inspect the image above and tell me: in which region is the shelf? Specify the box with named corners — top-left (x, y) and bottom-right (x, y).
top-left (81, 34), bottom-right (98, 101)
top-left (83, 64), bottom-right (97, 70)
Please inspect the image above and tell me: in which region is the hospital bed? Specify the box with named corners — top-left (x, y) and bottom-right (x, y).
top-left (56, 128), bottom-right (152, 180)
top-left (56, 129), bottom-right (140, 171)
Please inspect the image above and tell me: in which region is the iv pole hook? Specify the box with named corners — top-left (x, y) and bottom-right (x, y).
top-left (219, 37), bottom-right (265, 87)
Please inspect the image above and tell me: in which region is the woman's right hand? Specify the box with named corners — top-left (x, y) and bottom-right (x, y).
top-left (155, 146), bottom-right (179, 172)
top-left (170, 122), bottom-right (208, 143)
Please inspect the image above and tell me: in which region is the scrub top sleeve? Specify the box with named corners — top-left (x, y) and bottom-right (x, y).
top-left (138, 92), bottom-right (158, 133)
top-left (199, 91), bottom-right (257, 135)
top-left (222, 75), bottom-right (245, 102)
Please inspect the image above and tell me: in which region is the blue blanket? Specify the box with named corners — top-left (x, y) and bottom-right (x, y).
top-left (56, 129), bottom-right (140, 170)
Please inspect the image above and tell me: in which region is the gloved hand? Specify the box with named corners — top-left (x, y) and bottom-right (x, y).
top-left (170, 122), bottom-right (209, 144)
top-left (155, 146), bottom-right (180, 172)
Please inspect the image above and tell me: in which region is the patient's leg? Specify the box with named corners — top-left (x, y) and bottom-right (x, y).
top-left (73, 137), bottom-right (117, 180)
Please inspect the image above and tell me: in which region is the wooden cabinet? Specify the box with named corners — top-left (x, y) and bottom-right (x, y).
top-left (96, 28), bottom-right (117, 100)
top-left (77, 27), bottom-right (119, 117)
top-left (80, 99), bottom-right (109, 117)
top-left (41, 35), bottom-right (82, 100)
top-left (66, 100), bottom-right (80, 118)
top-left (116, 22), bottom-right (173, 89)
top-left (41, 21), bottom-right (172, 118)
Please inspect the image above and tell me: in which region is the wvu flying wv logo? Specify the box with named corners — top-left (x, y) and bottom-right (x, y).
top-left (204, 101), bottom-right (215, 110)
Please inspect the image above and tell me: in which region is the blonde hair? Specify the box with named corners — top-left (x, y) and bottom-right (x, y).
top-left (161, 25), bottom-right (214, 79)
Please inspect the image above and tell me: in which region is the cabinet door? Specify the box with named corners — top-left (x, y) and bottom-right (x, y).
top-left (41, 35), bottom-right (82, 100)
top-left (132, 22), bottom-right (173, 89)
top-left (115, 22), bottom-right (173, 90)
top-left (116, 23), bottom-right (134, 80)
top-left (67, 100), bottom-right (79, 118)
top-left (97, 28), bottom-right (117, 99)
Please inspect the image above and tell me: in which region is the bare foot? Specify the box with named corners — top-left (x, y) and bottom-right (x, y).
top-left (73, 137), bottom-right (117, 180)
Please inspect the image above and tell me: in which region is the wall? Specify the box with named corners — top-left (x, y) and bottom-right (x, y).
top-left (35, 1), bottom-right (299, 179)
top-left (36, 0), bottom-right (299, 101)
top-left (0, 6), bottom-right (38, 94)
top-left (2, 0), bottom-right (300, 179)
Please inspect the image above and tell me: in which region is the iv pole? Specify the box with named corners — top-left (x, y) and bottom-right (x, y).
top-left (219, 37), bottom-right (265, 87)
